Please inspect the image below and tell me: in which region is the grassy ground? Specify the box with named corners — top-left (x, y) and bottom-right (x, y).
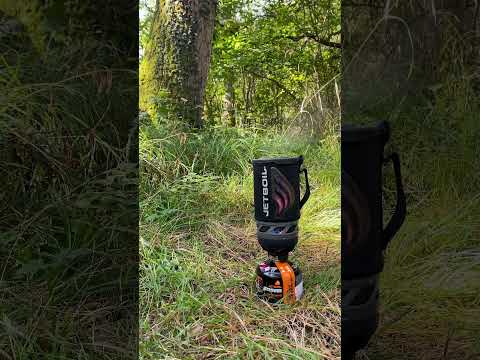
top-left (357, 79), bottom-right (480, 359)
top-left (139, 117), bottom-right (340, 359)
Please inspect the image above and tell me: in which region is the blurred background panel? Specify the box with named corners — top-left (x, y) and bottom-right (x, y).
top-left (0, 1), bottom-right (139, 358)
top-left (342, 1), bottom-right (480, 359)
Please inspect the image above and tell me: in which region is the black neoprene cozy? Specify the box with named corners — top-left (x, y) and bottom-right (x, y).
top-left (252, 156), bottom-right (310, 258)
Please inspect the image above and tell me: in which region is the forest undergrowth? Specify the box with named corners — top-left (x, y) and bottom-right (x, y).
top-left (139, 114), bottom-right (341, 360)
top-left (0, 6), bottom-right (138, 358)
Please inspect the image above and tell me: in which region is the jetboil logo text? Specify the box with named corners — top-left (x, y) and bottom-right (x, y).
top-left (262, 166), bottom-right (269, 217)
top-left (262, 166), bottom-right (295, 217)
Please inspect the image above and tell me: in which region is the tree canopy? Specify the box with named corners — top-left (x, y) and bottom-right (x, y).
top-left (140, 0), bottom-right (340, 131)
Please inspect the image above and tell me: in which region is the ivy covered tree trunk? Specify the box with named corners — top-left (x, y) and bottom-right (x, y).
top-left (141, 0), bottom-right (217, 128)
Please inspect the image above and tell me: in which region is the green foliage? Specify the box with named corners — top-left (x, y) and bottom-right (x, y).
top-left (140, 0), bottom-right (156, 56)
top-left (0, 1), bottom-right (48, 52)
top-left (205, 0), bottom-right (340, 127)
top-left (2, 0), bottom-right (138, 56)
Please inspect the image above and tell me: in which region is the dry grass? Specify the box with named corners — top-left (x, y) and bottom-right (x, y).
top-left (141, 220), bottom-right (340, 360)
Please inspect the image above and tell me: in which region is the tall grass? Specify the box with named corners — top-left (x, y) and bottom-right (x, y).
top-left (0, 20), bottom-right (138, 359)
top-left (139, 115), bottom-right (341, 359)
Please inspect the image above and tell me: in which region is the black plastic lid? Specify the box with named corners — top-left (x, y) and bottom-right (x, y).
top-left (252, 155), bottom-right (303, 165)
top-left (342, 121), bottom-right (390, 143)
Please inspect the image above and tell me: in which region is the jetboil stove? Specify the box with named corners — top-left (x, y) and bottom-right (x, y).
top-left (252, 156), bottom-right (310, 304)
top-left (342, 121), bottom-right (406, 359)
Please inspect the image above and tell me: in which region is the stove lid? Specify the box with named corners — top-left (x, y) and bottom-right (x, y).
top-left (253, 155), bottom-right (304, 165)
top-left (342, 121), bottom-right (390, 143)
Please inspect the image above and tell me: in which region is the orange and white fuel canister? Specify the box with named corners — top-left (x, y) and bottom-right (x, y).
top-left (255, 259), bottom-right (303, 304)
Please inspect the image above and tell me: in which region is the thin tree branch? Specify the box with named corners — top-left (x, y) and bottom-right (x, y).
top-left (248, 70), bottom-right (299, 102)
top-left (283, 33), bottom-right (342, 48)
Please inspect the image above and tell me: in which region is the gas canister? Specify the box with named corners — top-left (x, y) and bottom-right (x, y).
top-left (255, 259), bottom-right (303, 303)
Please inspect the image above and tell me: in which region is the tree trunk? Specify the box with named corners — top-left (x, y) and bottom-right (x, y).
top-left (342, 1), bottom-right (478, 113)
top-left (141, 0), bottom-right (217, 128)
top-left (222, 79), bottom-right (235, 126)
